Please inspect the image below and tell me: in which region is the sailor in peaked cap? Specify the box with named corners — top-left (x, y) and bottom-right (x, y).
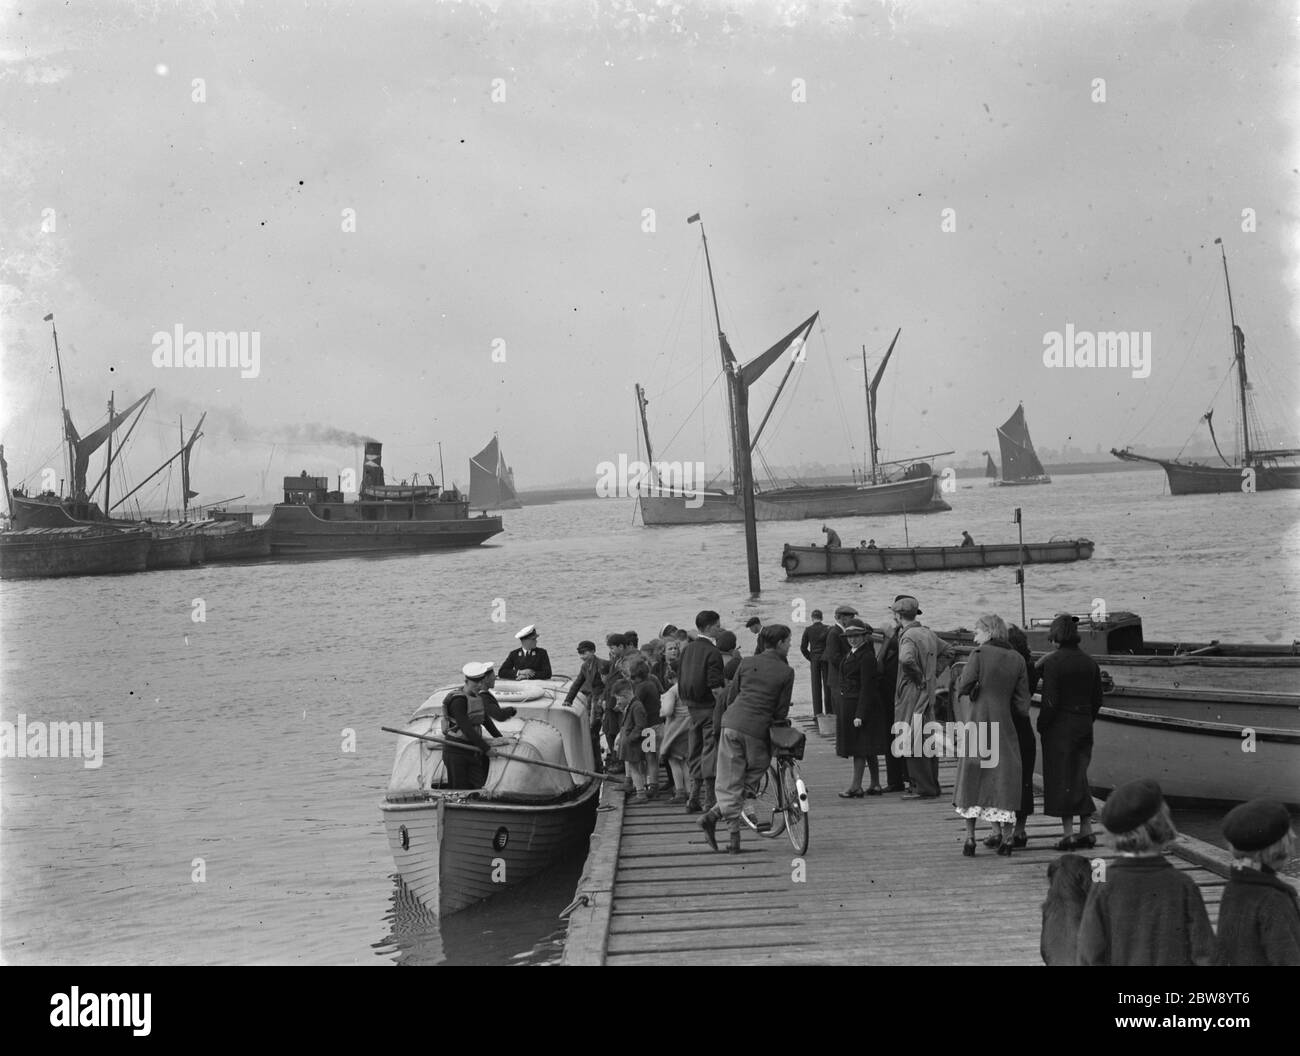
top-left (443, 661), bottom-right (514, 790)
top-left (500, 625), bottom-right (552, 681)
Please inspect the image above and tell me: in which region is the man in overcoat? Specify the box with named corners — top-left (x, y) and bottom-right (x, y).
top-left (892, 594), bottom-right (953, 799)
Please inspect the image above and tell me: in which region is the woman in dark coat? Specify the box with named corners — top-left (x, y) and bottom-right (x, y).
top-left (1003, 624), bottom-right (1040, 849)
top-left (836, 619), bottom-right (889, 797)
top-left (952, 614), bottom-right (1028, 856)
top-left (1037, 614), bottom-right (1104, 850)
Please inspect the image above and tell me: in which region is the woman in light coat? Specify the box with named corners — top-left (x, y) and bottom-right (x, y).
top-left (953, 614), bottom-right (1029, 857)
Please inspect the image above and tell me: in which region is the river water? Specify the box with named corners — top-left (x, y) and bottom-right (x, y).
top-left (1, 468), bottom-right (1297, 964)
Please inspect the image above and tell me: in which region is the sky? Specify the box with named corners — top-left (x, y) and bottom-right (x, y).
top-left (2, 0), bottom-right (1298, 507)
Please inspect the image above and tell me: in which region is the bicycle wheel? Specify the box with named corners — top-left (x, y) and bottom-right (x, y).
top-left (739, 763), bottom-right (786, 838)
top-left (780, 759), bottom-right (810, 855)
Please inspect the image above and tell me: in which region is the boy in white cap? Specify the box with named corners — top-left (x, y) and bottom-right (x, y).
top-left (441, 662), bottom-right (517, 789)
top-left (500, 624), bottom-right (552, 680)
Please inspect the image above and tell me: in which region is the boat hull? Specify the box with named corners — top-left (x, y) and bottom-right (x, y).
top-left (197, 524), bottom-right (271, 561)
top-left (146, 530), bottom-right (199, 569)
top-left (381, 784), bottom-right (599, 918)
top-left (1160, 461), bottom-right (1300, 495)
top-left (1030, 686), bottom-right (1300, 809)
top-left (0, 527), bottom-right (152, 579)
top-left (992, 476), bottom-right (1052, 486)
top-left (12, 495), bottom-right (205, 568)
top-left (266, 504), bottom-right (503, 555)
top-left (782, 538), bottom-right (1092, 576)
top-left (937, 614), bottom-right (1300, 699)
top-left (639, 475), bottom-right (950, 526)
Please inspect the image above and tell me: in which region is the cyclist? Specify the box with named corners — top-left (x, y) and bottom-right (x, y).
top-left (698, 624), bottom-right (795, 854)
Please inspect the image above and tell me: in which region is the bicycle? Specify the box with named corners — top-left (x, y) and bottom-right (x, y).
top-left (739, 726), bottom-right (810, 854)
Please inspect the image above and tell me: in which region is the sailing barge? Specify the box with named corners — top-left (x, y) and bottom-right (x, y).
top-left (266, 441), bottom-right (502, 555)
top-left (636, 220), bottom-right (950, 526)
top-left (469, 435), bottom-right (522, 511)
top-left (991, 403), bottom-right (1051, 486)
top-left (781, 537), bottom-right (1093, 576)
top-left (1112, 240), bottom-right (1300, 493)
top-left (381, 677), bottom-right (599, 918)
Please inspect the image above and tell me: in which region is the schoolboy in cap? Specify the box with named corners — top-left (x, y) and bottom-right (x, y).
top-left (565, 639), bottom-right (609, 708)
top-left (1076, 778), bottom-right (1215, 965)
top-left (1214, 799), bottom-right (1300, 965)
top-left (703, 629), bottom-right (743, 792)
top-left (441, 662), bottom-right (517, 789)
top-left (499, 624), bottom-right (552, 681)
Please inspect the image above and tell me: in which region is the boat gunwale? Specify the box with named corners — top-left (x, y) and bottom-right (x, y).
top-left (1026, 698), bottom-right (1299, 744)
top-left (380, 778), bottom-right (601, 813)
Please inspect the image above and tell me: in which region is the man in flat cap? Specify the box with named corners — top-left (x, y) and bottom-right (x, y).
top-left (1215, 799), bottom-right (1300, 965)
top-left (500, 624), bottom-right (552, 681)
top-left (821, 604), bottom-right (858, 709)
top-left (891, 594), bottom-right (953, 799)
top-left (441, 662), bottom-right (517, 789)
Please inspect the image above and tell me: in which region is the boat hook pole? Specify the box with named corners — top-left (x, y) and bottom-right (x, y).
top-left (381, 726), bottom-right (621, 783)
top-left (1014, 506), bottom-right (1026, 627)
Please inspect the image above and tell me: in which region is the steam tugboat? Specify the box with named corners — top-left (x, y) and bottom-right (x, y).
top-left (265, 441), bottom-right (503, 555)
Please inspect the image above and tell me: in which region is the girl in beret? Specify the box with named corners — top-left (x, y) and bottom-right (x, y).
top-left (1076, 778), bottom-right (1215, 965)
top-left (1215, 799), bottom-right (1300, 965)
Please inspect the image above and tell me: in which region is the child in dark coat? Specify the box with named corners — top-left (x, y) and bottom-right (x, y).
top-left (1041, 854), bottom-right (1093, 965)
top-left (1214, 798), bottom-right (1300, 966)
top-left (1077, 778), bottom-right (1215, 966)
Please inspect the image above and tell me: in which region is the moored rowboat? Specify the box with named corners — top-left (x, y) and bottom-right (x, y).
top-left (782, 538), bottom-right (1093, 576)
top-left (936, 611), bottom-right (1299, 698)
top-left (380, 677), bottom-right (599, 918)
top-left (1029, 683), bottom-right (1300, 809)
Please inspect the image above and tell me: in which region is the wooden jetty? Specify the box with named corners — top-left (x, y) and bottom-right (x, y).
top-left (563, 713), bottom-right (1291, 966)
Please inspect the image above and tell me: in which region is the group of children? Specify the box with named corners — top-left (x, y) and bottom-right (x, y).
top-left (567, 621), bottom-right (747, 802)
top-left (1040, 779), bottom-right (1299, 965)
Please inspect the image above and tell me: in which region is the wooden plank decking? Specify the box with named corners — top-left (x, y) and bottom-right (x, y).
top-left (565, 712), bottom-right (1270, 966)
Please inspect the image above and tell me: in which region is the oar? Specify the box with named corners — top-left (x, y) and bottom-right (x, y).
top-left (381, 726), bottom-right (620, 783)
